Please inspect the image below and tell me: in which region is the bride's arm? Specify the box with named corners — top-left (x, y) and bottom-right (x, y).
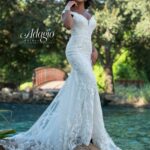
top-left (61, 1), bottom-right (77, 30)
top-left (91, 45), bottom-right (98, 65)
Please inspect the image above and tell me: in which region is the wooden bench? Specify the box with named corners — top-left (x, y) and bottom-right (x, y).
top-left (32, 67), bottom-right (68, 90)
top-left (115, 79), bottom-right (144, 88)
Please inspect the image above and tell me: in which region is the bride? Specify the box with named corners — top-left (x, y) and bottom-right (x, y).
top-left (0, 0), bottom-right (122, 150)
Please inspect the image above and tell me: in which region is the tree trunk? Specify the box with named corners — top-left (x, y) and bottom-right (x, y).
top-left (104, 65), bottom-right (114, 94)
top-left (103, 43), bottom-right (115, 94)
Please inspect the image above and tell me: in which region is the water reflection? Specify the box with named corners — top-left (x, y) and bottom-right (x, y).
top-left (103, 106), bottom-right (150, 150)
top-left (0, 103), bottom-right (150, 150)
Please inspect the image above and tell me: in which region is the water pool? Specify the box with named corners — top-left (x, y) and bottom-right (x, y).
top-left (0, 103), bottom-right (150, 150)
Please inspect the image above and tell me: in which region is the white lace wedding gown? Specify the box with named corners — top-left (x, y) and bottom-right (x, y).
top-left (0, 10), bottom-right (122, 150)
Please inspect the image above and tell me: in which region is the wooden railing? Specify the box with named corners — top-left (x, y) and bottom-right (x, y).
top-left (115, 79), bottom-right (144, 88)
top-left (32, 67), bottom-right (68, 88)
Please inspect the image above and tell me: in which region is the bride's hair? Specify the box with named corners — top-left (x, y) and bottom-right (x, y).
top-left (65, 0), bottom-right (93, 9)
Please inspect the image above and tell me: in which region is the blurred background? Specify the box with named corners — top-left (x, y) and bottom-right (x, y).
top-left (0, 0), bottom-right (150, 95)
top-left (0, 0), bottom-right (150, 150)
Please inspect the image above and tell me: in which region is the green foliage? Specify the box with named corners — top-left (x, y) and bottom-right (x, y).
top-left (93, 63), bottom-right (105, 92)
top-left (115, 84), bottom-right (150, 103)
top-left (19, 82), bottom-right (33, 91)
top-left (38, 52), bottom-right (66, 68)
top-left (0, 0), bottom-right (68, 84)
top-left (0, 0), bottom-right (149, 90)
top-left (92, 0), bottom-right (150, 92)
top-left (121, 0), bottom-right (150, 40)
top-left (113, 49), bottom-right (148, 81)
top-left (0, 129), bottom-right (16, 139)
top-left (93, 48), bottom-right (149, 92)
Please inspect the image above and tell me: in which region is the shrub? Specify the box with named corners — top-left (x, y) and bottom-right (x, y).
top-left (115, 84), bottom-right (150, 103)
top-left (19, 82), bottom-right (33, 91)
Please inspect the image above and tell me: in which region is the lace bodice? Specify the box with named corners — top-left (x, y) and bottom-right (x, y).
top-left (61, 9), bottom-right (97, 37)
top-left (62, 9), bottom-right (97, 57)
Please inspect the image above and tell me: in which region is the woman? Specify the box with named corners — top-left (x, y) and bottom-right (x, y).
top-left (0, 0), bottom-right (122, 150)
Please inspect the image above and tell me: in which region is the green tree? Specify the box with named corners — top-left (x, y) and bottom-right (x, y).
top-left (0, 0), bottom-right (70, 84)
top-left (92, 0), bottom-right (150, 93)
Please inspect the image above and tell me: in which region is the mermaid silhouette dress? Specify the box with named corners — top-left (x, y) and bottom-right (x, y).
top-left (0, 9), bottom-right (122, 150)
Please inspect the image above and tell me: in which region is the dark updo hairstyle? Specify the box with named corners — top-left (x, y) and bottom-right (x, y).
top-left (65, 0), bottom-right (93, 9)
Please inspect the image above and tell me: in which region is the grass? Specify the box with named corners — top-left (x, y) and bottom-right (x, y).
top-left (115, 84), bottom-right (150, 104)
top-left (0, 129), bottom-right (16, 139)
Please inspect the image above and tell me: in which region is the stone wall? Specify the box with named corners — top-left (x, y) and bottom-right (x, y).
top-left (0, 87), bottom-right (57, 104)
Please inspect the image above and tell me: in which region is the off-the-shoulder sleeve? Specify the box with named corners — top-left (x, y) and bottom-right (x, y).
top-left (61, 9), bottom-right (66, 15)
top-left (61, 10), bottom-right (74, 21)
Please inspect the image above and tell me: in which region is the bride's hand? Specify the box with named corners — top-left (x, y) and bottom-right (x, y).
top-left (66, 1), bottom-right (78, 8)
top-left (91, 47), bottom-right (98, 65)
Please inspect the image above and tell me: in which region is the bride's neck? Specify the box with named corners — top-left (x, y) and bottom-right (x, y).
top-left (72, 3), bottom-right (85, 13)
